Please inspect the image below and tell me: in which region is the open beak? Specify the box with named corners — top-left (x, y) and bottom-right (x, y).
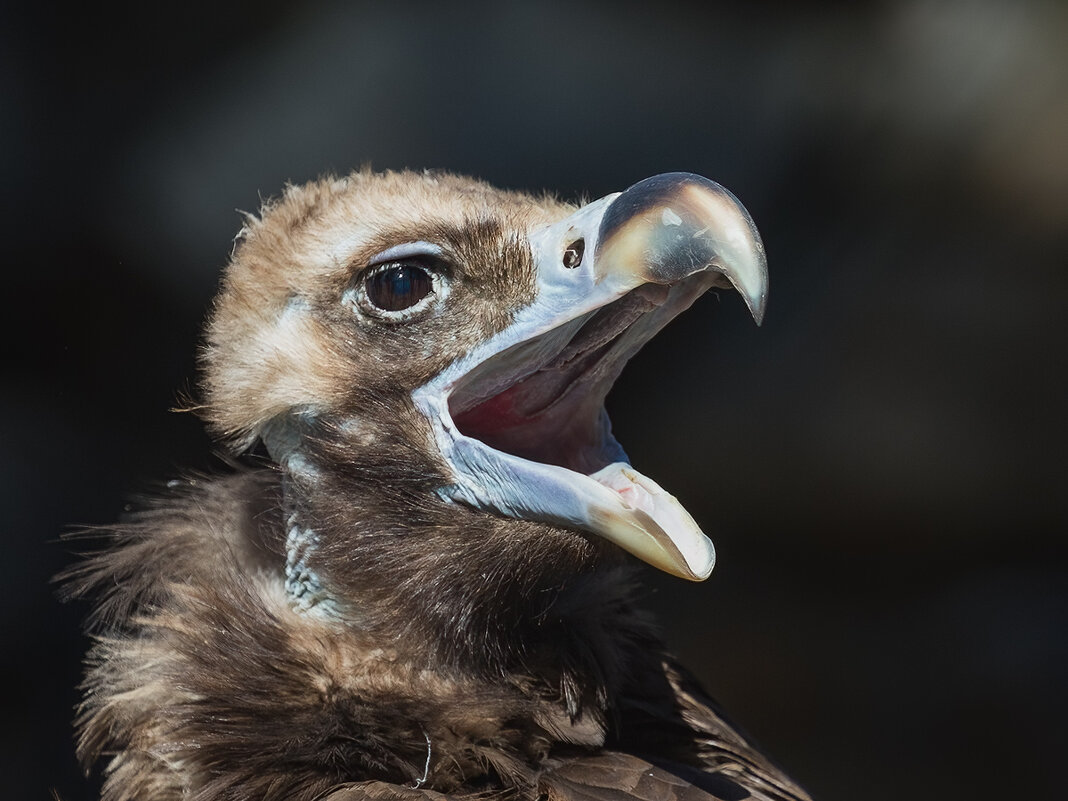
top-left (412, 173), bottom-right (767, 581)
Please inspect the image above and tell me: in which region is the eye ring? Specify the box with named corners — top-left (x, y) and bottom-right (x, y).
top-left (345, 259), bottom-right (449, 323)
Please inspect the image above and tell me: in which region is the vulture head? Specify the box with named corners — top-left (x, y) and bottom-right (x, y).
top-left (68, 170), bottom-right (808, 801)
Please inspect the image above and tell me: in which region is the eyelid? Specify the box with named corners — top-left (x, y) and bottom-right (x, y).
top-left (367, 241), bottom-right (445, 267)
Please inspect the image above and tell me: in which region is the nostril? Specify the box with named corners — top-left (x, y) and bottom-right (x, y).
top-left (562, 238), bottom-right (585, 269)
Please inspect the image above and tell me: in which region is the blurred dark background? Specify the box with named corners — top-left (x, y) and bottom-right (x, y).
top-left (5, 1), bottom-right (1065, 799)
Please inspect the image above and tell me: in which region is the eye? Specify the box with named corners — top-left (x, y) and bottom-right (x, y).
top-left (365, 262), bottom-right (434, 311)
top-left (346, 256), bottom-right (449, 323)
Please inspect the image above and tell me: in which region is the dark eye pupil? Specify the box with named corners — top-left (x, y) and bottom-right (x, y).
top-left (366, 264), bottom-right (433, 311)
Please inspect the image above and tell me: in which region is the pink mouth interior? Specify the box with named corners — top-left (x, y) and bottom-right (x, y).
top-left (450, 286), bottom-right (670, 474)
top-left (451, 348), bottom-right (612, 474)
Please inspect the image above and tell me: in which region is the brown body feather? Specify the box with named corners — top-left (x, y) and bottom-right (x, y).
top-left (65, 170), bottom-right (811, 801)
top-left (66, 464), bottom-right (809, 800)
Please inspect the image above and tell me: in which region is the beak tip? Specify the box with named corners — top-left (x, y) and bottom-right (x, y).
top-left (750, 284), bottom-right (768, 326)
top-left (723, 252), bottom-right (768, 327)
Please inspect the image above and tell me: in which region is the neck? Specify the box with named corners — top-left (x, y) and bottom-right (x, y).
top-left (271, 436), bottom-right (653, 718)
top-left (71, 459), bottom-right (663, 799)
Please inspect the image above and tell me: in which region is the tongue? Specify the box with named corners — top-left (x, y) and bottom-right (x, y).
top-left (588, 462), bottom-right (715, 580)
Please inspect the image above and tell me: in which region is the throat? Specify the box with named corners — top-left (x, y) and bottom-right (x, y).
top-left (275, 438), bottom-right (651, 717)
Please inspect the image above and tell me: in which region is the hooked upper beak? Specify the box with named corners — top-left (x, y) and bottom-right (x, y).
top-left (595, 172), bottom-right (767, 323)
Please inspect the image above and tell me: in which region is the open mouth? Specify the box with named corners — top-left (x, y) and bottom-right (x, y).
top-left (412, 173), bottom-right (767, 581)
top-left (438, 273), bottom-right (720, 584)
top-left (449, 284), bottom-right (674, 477)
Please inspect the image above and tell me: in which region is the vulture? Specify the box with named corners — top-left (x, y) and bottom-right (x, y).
top-left (65, 169), bottom-right (812, 801)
